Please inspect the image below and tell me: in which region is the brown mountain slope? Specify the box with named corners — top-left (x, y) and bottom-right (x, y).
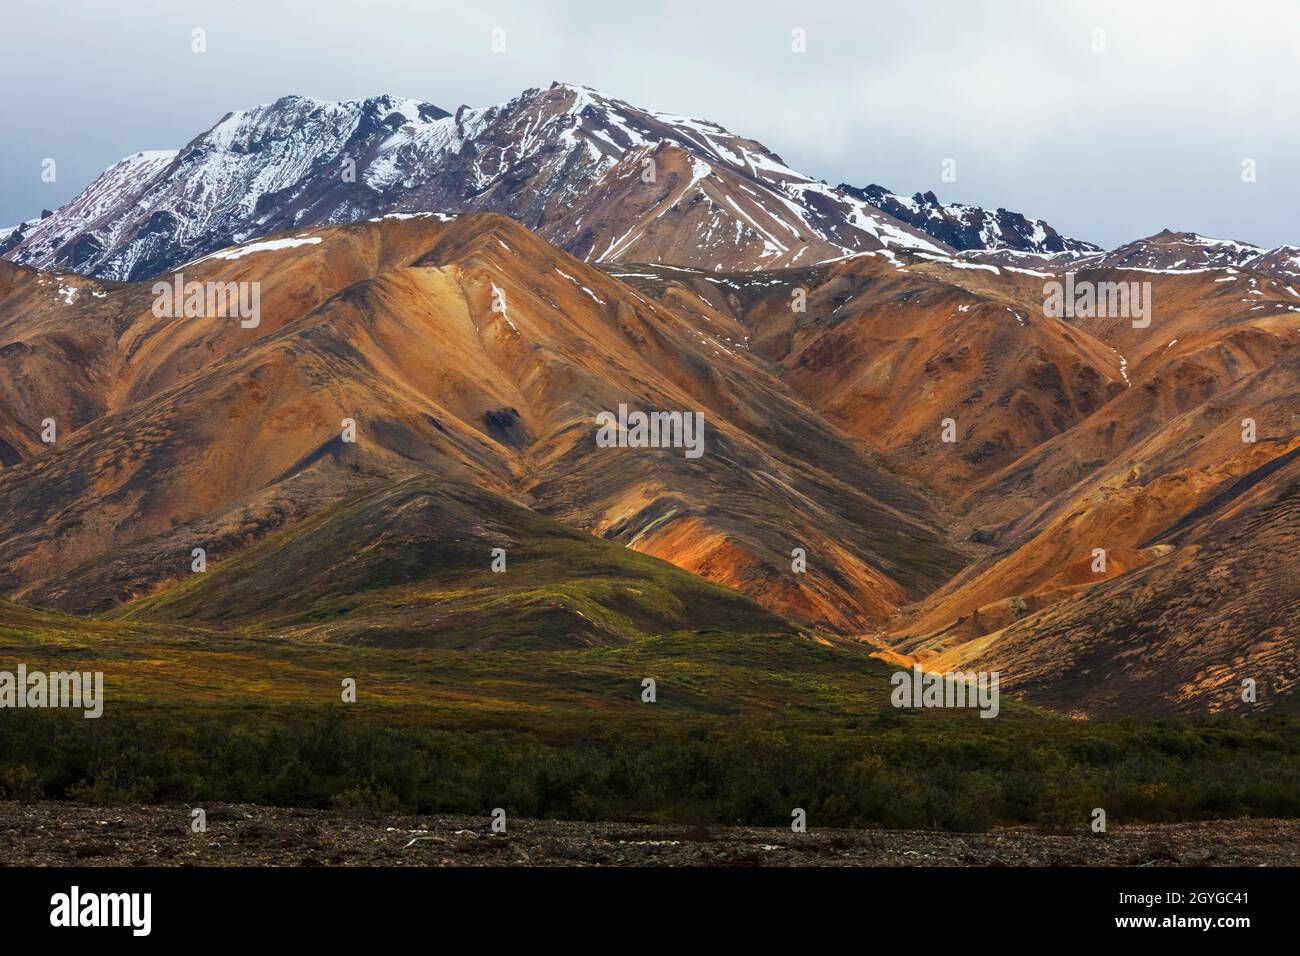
top-left (0, 214), bottom-right (961, 631)
top-left (921, 442), bottom-right (1300, 716)
top-left (959, 264), bottom-right (1300, 531)
top-left (891, 432), bottom-right (1300, 654)
top-left (886, 332), bottom-right (1300, 674)
top-left (611, 249), bottom-right (1300, 715)
top-left (0, 217), bottom-right (469, 463)
top-left (611, 252), bottom-right (1129, 497)
top-left (0, 261), bottom-right (126, 465)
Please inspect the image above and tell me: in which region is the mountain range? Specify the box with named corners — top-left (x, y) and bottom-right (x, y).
top-left (1, 82), bottom-right (1297, 718)
top-left (1, 82), bottom-right (1113, 280)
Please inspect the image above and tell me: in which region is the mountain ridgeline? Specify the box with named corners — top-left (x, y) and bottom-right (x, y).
top-left (3, 83), bottom-right (1103, 280)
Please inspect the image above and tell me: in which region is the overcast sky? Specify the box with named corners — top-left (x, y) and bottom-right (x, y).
top-left (2, 0), bottom-right (1296, 249)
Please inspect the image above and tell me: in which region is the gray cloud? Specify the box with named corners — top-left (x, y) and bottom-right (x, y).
top-left (1, 0), bottom-right (1296, 249)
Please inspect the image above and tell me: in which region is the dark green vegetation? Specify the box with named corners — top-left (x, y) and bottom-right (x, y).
top-left (113, 478), bottom-right (794, 648)
top-left (2, 599), bottom-right (1297, 831)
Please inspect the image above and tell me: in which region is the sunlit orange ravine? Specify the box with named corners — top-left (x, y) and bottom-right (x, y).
top-left (1, 86), bottom-right (1298, 721)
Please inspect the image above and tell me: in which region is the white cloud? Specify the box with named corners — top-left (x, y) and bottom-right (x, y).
top-left (0, 0), bottom-right (1295, 249)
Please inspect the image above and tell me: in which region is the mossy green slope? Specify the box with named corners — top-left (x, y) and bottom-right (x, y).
top-left (114, 476), bottom-right (796, 649)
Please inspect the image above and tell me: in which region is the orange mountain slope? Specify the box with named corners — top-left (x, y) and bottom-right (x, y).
top-left (0, 213), bottom-right (960, 631)
top-left (3, 214), bottom-right (1298, 715)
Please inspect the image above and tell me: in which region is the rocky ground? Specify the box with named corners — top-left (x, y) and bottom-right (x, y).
top-left (2, 801), bottom-right (1296, 866)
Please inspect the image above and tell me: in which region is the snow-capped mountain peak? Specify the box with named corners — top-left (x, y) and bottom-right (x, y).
top-left (4, 84), bottom-right (1100, 280)
top-left (841, 184), bottom-right (1101, 256)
